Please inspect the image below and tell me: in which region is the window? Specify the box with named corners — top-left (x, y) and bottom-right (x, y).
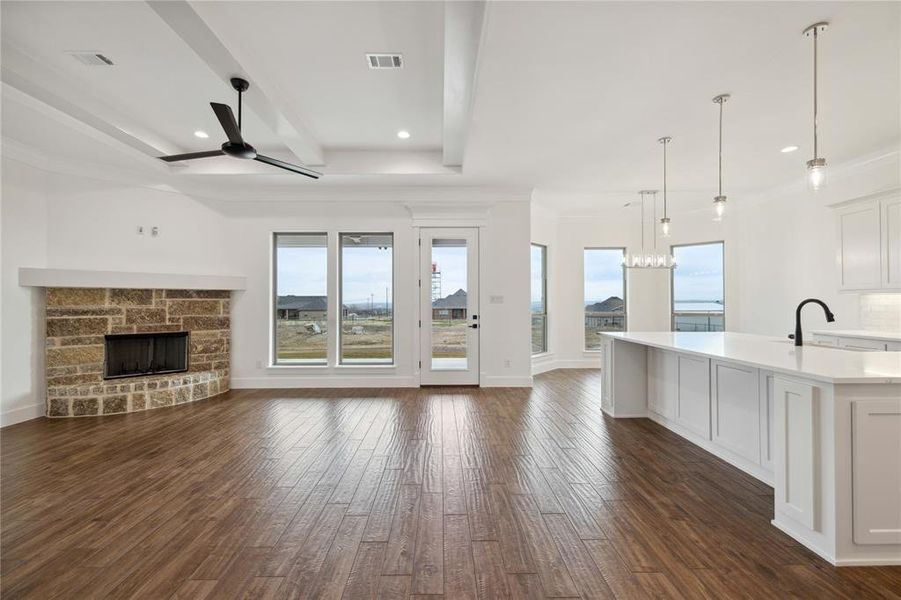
top-left (671, 241), bottom-right (725, 332)
top-left (340, 233), bottom-right (393, 364)
top-left (274, 233), bottom-right (328, 364)
top-left (531, 244), bottom-right (547, 354)
top-left (584, 248), bottom-right (626, 350)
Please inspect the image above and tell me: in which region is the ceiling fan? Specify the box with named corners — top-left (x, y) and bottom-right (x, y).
top-left (158, 77), bottom-right (322, 179)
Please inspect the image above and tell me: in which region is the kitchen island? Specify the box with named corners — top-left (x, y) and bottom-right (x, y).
top-left (600, 331), bottom-right (901, 566)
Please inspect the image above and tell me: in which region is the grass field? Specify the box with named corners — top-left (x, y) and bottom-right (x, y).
top-left (276, 317), bottom-right (468, 362)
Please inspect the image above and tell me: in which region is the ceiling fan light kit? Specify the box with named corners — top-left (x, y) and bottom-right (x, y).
top-left (158, 77), bottom-right (322, 179)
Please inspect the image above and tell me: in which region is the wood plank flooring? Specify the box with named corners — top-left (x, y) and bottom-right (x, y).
top-left (2, 369), bottom-right (899, 599)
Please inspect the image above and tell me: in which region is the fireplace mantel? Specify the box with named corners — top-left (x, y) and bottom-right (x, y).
top-left (19, 268), bottom-right (246, 290)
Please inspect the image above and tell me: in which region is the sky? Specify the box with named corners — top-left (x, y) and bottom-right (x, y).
top-left (672, 243), bottom-right (724, 302)
top-left (277, 245), bottom-right (393, 307)
top-left (584, 248), bottom-right (625, 305)
top-left (531, 245), bottom-right (545, 305)
top-left (431, 245), bottom-right (467, 298)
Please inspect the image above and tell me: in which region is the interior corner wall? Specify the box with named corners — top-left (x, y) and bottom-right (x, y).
top-left (1, 158), bottom-right (49, 426)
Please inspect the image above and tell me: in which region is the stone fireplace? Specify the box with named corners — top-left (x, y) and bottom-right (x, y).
top-left (45, 288), bottom-right (230, 417)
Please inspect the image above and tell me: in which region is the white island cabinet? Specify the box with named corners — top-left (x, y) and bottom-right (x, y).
top-left (600, 331), bottom-right (901, 567)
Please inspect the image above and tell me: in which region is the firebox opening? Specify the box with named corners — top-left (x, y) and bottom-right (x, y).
top-left (104, 331), bottom-right (189, 380)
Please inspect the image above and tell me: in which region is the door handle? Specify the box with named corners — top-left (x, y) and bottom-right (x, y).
top-left (469, 324), bottom-right (479, 329)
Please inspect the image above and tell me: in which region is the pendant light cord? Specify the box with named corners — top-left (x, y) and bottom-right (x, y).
top-left (653, 192), bottom-right (658, 251)
top-left (662, 141), bottom-right (668, 218)
top-left (640, 192), bottom-right (646, 252)
top-left (718, 101), bottom-right (723, 197)
top-left (813, 26), bottom-right (818, 159)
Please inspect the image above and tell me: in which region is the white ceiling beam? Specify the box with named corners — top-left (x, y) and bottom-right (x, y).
top-left (0, 79), bottom-right (169, 173)
top-left (0, 46), bottom-right (172, 168)
top-left (148, 0), bottom-right (324, 166)
top-left (442, 1), bottom-right (487, 167)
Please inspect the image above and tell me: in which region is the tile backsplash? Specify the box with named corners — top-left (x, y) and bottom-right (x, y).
top-left (860, 294), bottom-right (901, 331)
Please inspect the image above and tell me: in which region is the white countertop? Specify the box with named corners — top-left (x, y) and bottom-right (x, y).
top-left (602, 332), bottom-right (901, 384)
top-left (811, 329), bottom-right (901, 343)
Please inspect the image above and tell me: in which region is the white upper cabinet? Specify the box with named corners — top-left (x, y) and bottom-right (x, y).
top-left (835, 193), bottom-right (901, 292)
top-left (882, 195), bottom-right (901, 289)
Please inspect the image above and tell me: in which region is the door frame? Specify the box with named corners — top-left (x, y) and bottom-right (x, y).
top-left (418, 227), bottom-right (480, 385)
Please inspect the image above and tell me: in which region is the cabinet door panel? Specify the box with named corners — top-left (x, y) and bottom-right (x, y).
top-left (773, 378), bottom-right (819, 531)
top-left (648, 349), bottom-right (676, 419)
top-left (711, 361), bottom-right (760, 463)
top-left (837, 203), bottom-right (881, 290)
top-left (676, 355), bottom-right (710, 438)
top-left (883, 195), bottom-right (901, 289)
top-left (853, 399), bottom-right (901, 544)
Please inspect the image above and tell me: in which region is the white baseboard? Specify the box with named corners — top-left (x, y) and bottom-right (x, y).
top-left (480, 375), bottom-right (533, 387)
top-left (646, 411), bottom-right (774, 486)
top-left (532, 358), bottom-right (601, 375)
top-left (232, 375), bottom-right (418, 389)
top-left (1, 402), bottom-right (45, 427)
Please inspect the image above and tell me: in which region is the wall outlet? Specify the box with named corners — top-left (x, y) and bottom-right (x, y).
top-left (490, 295), bottom-right (504, 304)
top-left (256, 359), bottom-right (263, 369)
top-left (504, 359), bottom-right (511, 368)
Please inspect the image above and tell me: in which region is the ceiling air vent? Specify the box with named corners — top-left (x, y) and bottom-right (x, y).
top-left (366, 53), bottom-right (403, 69)
top-left (67, 52), bottom-right (114, 66)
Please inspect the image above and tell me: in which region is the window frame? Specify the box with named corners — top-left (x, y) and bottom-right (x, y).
top-left (271, 231), bottom-right (330, 366)
top-left (583, 246), bottom-right (627, 352)
top-left (531, 243), bottom-right (548, 355)
top-left (338, 232), bottom-right (396, 366)
top-left (670, 240), bottom-right (726, 332)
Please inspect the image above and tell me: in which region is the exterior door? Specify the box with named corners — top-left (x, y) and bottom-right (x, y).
top-left (419, 228), bottom-right (479, 385)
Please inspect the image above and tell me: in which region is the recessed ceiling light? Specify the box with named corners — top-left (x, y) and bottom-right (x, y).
top-left (194, 130), bottom-right (209, 139)
top-left (397, 130), bottom-right (411, 140)
top-left (781, 145), bottom-right (799, 153)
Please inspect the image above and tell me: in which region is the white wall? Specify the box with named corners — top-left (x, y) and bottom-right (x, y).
top-left (735, 150), bottom-right (900, 337)
top-left (1, 158), bottom-right (48, 426)
top-left (220, 194), bottom-right (532, 388)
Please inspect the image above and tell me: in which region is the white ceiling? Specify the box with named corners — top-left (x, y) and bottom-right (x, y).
top-left (1, 1), bottom-right (899, 210)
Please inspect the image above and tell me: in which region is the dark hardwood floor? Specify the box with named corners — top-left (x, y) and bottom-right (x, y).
top-left (2, 369), bottom-right (899, 599)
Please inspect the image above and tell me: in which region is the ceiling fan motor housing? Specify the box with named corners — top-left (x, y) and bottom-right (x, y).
top-left (221, 141), bottom-right (257, 159)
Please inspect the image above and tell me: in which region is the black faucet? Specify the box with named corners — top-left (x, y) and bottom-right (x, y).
top-left (790, 298), bottom-right (835, 346)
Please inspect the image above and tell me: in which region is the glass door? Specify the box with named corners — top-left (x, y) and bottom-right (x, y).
top-left (419, 228), bottom-right (479, 385)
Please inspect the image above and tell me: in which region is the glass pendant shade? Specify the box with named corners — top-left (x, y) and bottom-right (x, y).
top-left (660, 217), bottom-right (671, 238)
top-left (807, 158), bottom-right (827, 191)
top-left (713, 196), bottom-right (726, 221)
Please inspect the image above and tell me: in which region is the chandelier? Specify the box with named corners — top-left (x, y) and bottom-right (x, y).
top-left (623, 190), bottom-right (676, 269)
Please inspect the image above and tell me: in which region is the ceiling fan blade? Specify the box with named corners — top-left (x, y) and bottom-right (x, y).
top-left (159, 150), bottom-right (225, 162)
top-left (210, 102), bottom-right (244, 144)
top-left (254, 154), bottom-right (322, 179)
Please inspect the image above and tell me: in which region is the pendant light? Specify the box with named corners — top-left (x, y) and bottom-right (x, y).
top-left (658, 136), bottom-right (672, 237)
top-left (623, 190), bottom-right (676, 269)
top-left (712, 94), bottom-right (730, 220)
top-left (804, 22), bottom-right (829, 191)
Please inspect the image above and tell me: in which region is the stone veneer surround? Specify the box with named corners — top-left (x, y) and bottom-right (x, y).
top-left (45, 288), bottom-right (230, 417)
